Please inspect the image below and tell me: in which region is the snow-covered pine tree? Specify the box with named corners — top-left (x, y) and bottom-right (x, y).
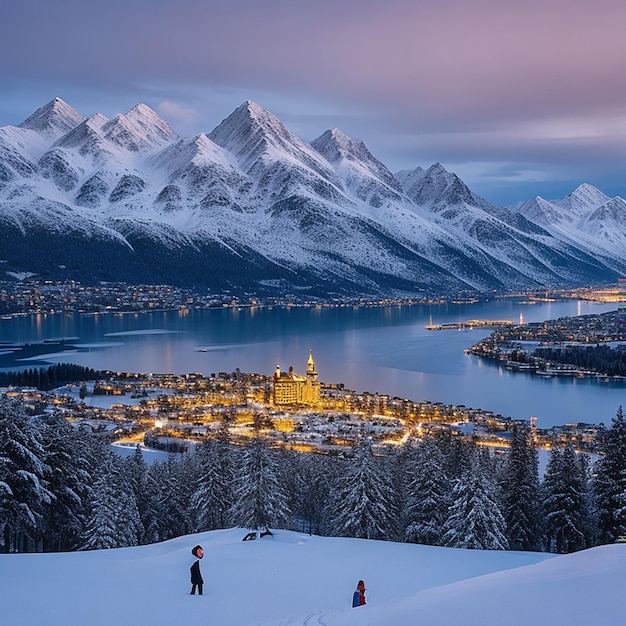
top-left (290, 449), bottom-right (333, 535)
top-left (593, 406), bottom-right (626, 543)
top-left (403, 437), bottom-right (449, 545)
top-left (577, 451), bottom-right (599, 546)
top-left (124, 446), bottom-right (161, 544)
top-left (81, 472), bottom-right (121, 551)
top-left (41, 416), bottom-right (94, 551)
top-left (327, 443), bottom-right (396, 541)
top-left (442, 448), bottom-right (508, 550)
top-left (228, 433), bottom-right (290, 533)
top-left (542, 443), bottom-right (588, 553)
top-left (442, 432), bottom-right (474, 480)
top-left (0, 399), bottom-right (53, 552)
top-left (190, 438), bottom-right (236, 532)
top-left (81, 451), bottom-right (143, 550)
top-left (500, 424), bottom-right (543, 551)
top-left (154, 454), bottom-right (196, 541)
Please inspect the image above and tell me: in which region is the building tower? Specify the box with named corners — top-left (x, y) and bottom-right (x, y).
top-left (302, 347), bottom-right (320, 405)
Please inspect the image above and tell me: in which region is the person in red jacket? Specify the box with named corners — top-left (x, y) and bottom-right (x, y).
top-left (352, 580), bottom-right (366, 607)
top-left (190, 545), bottom-right (204, 595)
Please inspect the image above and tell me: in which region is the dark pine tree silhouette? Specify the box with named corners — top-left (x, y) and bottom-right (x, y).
top-left (593, 406), bottom-right (626, 544)
top-left (543, 443), bottom-right (589, 553)
top-left (500, 424), bottom-right (543, 551)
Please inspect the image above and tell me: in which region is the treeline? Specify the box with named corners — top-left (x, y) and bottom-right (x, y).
top-left (0, 364), bottom-right (102, 390)
top-left (535, 344), bottom-right (626, 376)
top-left (2, 397), bottom-right (626, 555)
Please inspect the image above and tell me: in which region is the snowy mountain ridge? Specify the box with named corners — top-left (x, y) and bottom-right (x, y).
top-left (0, 97), bottom-right (624, 297)
top-left (515, 184), bottom-right (626, 262)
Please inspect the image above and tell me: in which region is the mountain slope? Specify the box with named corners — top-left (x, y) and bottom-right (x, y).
top-left (515, 184), bottom-right (626, 265)
top-left (397, 164), bottom-right (616, 287)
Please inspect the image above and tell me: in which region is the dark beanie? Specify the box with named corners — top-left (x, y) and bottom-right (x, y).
top-left (191, 545), bottom-right (202, 557)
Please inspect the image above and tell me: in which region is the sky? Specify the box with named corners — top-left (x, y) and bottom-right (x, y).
top-left (1, 526), bottom-right (624, 626)
top-left (1, 0), bottom-right (625, 205)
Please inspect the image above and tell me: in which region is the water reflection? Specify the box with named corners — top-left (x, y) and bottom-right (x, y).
top-left (0, 299), bottom-right (623, 427)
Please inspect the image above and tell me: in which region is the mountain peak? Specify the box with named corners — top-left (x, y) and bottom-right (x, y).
top-left (18, 97), bottom-right (85, 140)
top-left (100, 103), bottom-right (178, 153)
top-left (311, 128), bottom-right (401, 195)
top-left (311, 128), bottom-right (368, 164)
top-left (555, 182), bottom-right (609, 216)
top-left (242, 100), bottom-right (268, 118)
top-left (124, 103), bottom-right (173, 127)
top-left (515, 195), bottom-right (565, 226)
top-left (398, 162), bottom-right (485, 209)
top-left (218, 100), bottom-right (288, 140)
top-left (209, 101), bottom-right (338, 183)
top-left (426, 162), bottom-right (449, 176)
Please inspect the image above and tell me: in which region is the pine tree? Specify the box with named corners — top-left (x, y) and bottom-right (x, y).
top-left (81, 454), bottom-right (142, 550)
top-left (500, 424), bottom-right (543, 551)
top-left (542, 444), bottom-right (588, 553)
top-left (327, 444), bottom-right (396, 540)
top-left (41, 417), bottom-right (93, 551)
top-left (593, 406), bottom-right (626, 543)
top-left (403, 437), bottom-right (449, 545)
top-left (81, 467), bottom-right (124, 551)
top-left (124, 446), bottom-right (160, 544)
top-left (442, 450), bottom-right (508, 550)
top-left (190, 439), bottom-right (236, 532)
top-left (290, 451), bottom-right (333, 535)
top-left (229, 434), bottom-right (290, 532)
top-left (0, 399), bottom-right (53, 552)
top-left (155, 455), bottom-right (196, 540)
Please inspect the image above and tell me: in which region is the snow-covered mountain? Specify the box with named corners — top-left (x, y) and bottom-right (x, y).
top-left (515, 183), bottom-right (626, 265)
top-left (0, 97), bottom-right (623, 297)
top-left (18, 97), bottom-right (86, 140)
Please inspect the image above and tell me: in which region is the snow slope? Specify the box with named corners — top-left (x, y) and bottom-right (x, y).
top-left (1, 528), bottom-right (623, 626)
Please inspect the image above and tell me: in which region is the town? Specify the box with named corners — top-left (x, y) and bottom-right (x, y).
top-left (1, 280), bottom-right (623, 458)
top-left (467, 309), bottom-right (626, 380)
top-left (4, 349), bottom-right (607, 458)
top-left (0, 278), bottom-right (622, 317)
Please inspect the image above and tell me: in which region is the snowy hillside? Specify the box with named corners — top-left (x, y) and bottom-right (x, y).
top-left (1, 528), bottom-right (623, 626)
top-left (0, 98), bottom-right (624, 297)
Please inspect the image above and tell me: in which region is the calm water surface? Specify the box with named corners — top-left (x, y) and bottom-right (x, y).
top-left (1, 299), bottom-right (624, 428)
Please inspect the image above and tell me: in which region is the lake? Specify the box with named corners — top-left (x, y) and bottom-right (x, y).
top-left (1, 298), bottom-right (624, 428)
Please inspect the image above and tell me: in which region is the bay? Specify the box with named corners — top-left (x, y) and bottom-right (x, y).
top-left (1, 298), bottom-right (624, 428)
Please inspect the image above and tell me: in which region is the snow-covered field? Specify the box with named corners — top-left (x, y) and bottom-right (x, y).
top-left (1, 528), bottom-right (623, 626)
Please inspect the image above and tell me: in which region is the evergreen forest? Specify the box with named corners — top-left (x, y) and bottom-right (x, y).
top-left (2, 397), bottom-right (626, 555)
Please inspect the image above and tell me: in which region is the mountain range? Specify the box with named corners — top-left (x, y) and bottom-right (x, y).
top-left (0, 97), bottom-right (624, 298)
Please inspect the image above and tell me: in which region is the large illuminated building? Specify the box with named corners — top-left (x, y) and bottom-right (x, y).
top-left (272, 348), bottom-right (320, 406)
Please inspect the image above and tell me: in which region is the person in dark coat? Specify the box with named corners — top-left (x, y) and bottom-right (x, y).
top-left (190, 545), bottom-right (204, 595)
top-left (352, 580), bottom-right (366, 607)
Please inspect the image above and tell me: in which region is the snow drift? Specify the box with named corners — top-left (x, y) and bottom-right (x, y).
top-left (1, 528), bottom-right (623, 626)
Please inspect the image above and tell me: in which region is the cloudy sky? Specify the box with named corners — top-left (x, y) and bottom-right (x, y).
top-left (1, 0), bottom-right (625, 204)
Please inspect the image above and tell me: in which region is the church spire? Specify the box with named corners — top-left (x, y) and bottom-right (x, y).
top-left (307, 347), bottom-right (316, 375)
